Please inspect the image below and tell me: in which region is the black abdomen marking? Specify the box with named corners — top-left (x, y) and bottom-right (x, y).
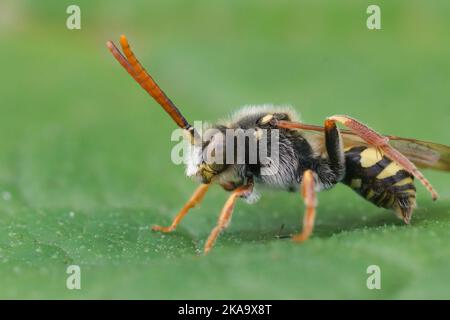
top-left (343, 146), bottom-right (416, 223)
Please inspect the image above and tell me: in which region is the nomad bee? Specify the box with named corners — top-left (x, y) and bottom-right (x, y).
top-left (107, 35), bottom-right (450, 254)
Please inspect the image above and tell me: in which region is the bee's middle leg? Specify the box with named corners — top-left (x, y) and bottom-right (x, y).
top-left (292, 169), bottom-right (317, 242)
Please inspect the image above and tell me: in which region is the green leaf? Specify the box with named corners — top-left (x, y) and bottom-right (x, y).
top-left (0, 0), bottom-right (449, 299)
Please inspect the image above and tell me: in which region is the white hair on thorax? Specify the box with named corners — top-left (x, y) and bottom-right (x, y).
top-left (218, 104), bottom-right (301, 126)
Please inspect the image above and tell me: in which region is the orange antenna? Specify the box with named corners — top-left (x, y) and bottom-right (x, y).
top-left (106, 35), bottom-right (191, 130)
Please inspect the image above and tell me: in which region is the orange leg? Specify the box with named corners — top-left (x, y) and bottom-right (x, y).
top-left (204, 184), bottom-right (253, 254)
top-left (274, 116), bottom-right (438, 201)
top-left (152, 184), bottom-right (210, 233)
top-left (327, 115), bottom-right (438, 200)
top-left (292, 170), bottom-right (318, 242)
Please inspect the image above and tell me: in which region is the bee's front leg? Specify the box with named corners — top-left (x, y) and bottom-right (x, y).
top-left (204, 183), bottom-right (253, 254)
top-left (292, 169), bottom-right (318, 242)
top-left (152, 184), bottom-right (210, 233)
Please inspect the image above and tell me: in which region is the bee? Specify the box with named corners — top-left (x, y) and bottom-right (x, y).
top-left (107, 35), bottom-right (450, 254)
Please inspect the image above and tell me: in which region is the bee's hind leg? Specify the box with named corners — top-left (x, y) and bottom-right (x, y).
top-left (327, 115), bottom-right (438, 200)
top-left (292, 170), bottom-right (318, 242)
top-left (272, 117), bottom-right (346, 185)
top-left (273, 115), bottom-right (438, 200)
top-left (152, 184), bottom-right (210, 233)
top-left (323, 118), bottom-right (346, 184)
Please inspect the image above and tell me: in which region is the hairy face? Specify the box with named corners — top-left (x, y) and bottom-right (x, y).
top-left (183, 106), bottom-right (296, 184)
top-left (185, 128), bottom-right (228, 183)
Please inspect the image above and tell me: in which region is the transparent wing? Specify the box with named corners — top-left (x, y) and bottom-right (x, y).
top-left (295, 123), bottom-right (450, 172)
top-left (389, 138), bottom-right (450, 171)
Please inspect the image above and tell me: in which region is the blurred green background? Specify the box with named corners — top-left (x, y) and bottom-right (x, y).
top-left (0, 0), bottom-right (449, 299)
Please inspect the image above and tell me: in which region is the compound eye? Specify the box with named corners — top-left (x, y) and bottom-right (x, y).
top-left (209, 162), bottom-right (226, 172)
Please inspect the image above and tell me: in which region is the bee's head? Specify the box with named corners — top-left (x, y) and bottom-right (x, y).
top-left (185, 127), bottom-right (228, 184)
top-left (107, 36), bottom-right (225, 184)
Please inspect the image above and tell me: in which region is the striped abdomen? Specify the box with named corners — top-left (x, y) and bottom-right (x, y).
top-left (343, 146), bottom-right (416, 223)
